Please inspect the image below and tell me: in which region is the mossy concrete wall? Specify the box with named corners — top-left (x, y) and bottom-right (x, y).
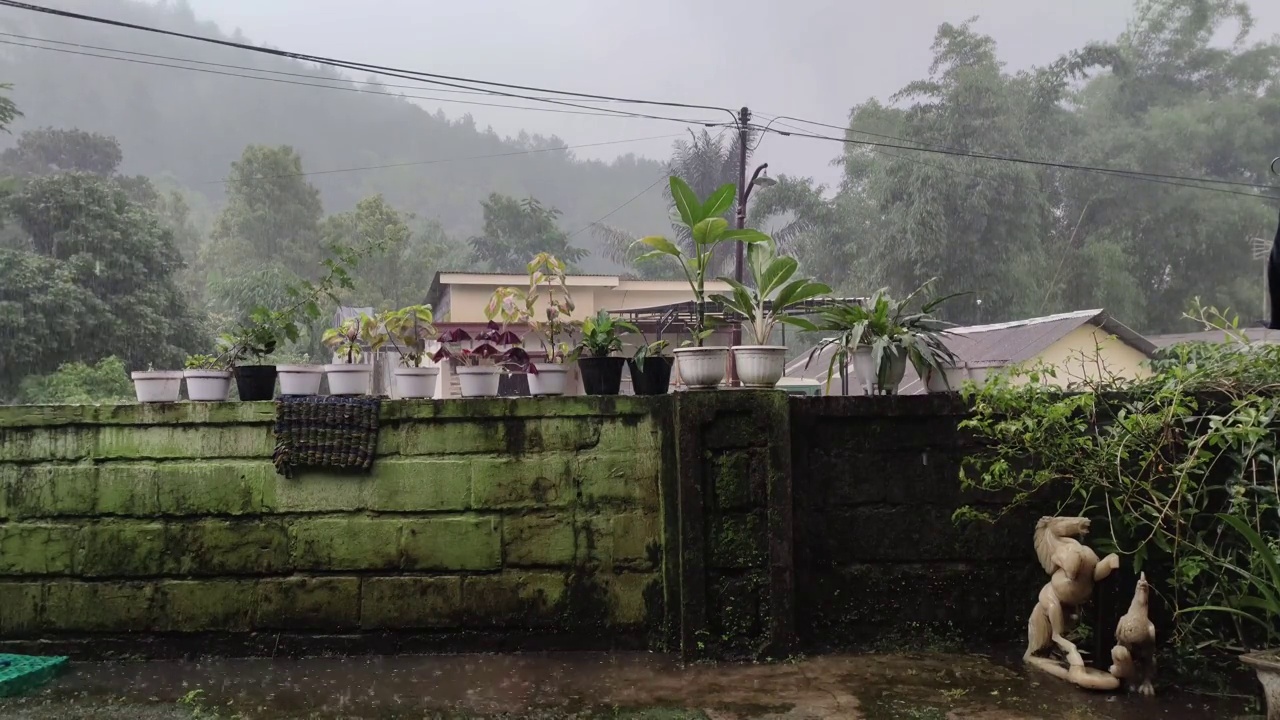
top-left (790, 395), bottom-right (1043, 651)
top-left (0, 398), bottom-right (671, 657)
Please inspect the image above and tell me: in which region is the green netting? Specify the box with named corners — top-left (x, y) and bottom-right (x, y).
top-left (0, 654), bottom-right (68, 697)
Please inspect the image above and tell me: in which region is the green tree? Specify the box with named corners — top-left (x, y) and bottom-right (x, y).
top-left (468, 194), bottom-right (586, 272)
top-left (0, 172), bottom-right (205, 395)
top-left (0, 127), bottom-right (123, 176)
top-left (209, 145), bottom-right (324, 277)
top-left (17, 356), bottom-right (133, 404)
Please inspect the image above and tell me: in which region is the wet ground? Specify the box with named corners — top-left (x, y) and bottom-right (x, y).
top-left (0, 652), bottom-right (1257, 719)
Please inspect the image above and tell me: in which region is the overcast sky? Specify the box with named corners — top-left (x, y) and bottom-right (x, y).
top-left (190, 0), bottom-right (1280, 188)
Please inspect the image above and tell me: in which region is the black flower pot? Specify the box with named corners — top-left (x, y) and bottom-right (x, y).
top-left (578, 356), bottom-right (625, 396)
top-left (628, 356), bottom-right (673, 396)
top-left (234, 365), bottom-right (277, 401)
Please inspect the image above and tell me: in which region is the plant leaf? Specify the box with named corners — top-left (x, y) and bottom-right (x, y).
top-left (669, 176), bottom-right (701, 227)
top-left (701, 183), bottom-right (736, 221)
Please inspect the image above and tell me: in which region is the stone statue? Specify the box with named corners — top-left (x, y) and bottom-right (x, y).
top-left (1024, 516), bottom-right (1122, 689)
top-left (1109, 572), bottom-right (1157, 696)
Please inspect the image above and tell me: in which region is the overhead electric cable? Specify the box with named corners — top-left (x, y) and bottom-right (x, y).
top-left (0, 1), bottom-right (738, 125)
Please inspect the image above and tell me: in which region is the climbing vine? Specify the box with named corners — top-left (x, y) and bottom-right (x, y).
top-left (958, 302), bottom-right (1280, 661)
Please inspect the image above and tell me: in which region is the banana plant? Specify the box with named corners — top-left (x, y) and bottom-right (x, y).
top-left (633, 176), bottom-right (770, 347)
top-left (711, 239), bottom-right (830, 346)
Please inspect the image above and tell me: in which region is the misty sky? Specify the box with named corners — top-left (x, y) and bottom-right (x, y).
top-left (186, 1), bottom-right (1280, 187)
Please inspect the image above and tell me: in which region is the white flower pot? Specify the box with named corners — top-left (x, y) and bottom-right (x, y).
top-left (1242, 652), bottom-right (1280, 720)
top-left (325, 364), bottom-right (374, 396)
top-left (852, 347), bottom-right (907, 395)
top-left (924, 365), bottom-right (963, 393)
top-left (393, 366), bottom-right (439, 399)
top-left (277, 365), bottom-right (323, 396)
top-left (674, 346), bottom-right (728, 390)
top-left (184, 370), bottom-right (232, 402)
top-left (457, 365), bottom-right (501, 397)
top-left (732, 346), bottom-right (788, 388)
top-left (528, 363), bottom-right (569, 396)
top-left (131, 371), bottom-right (183, 403)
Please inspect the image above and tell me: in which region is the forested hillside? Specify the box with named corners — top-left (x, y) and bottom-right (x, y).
top-left (0, 0), bottom-right (672, 258)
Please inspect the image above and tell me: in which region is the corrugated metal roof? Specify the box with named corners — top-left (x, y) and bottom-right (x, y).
top-left (785, 309), bottom-right (1154, 389)
top-left (1147, 327), bottom-right (1280, 348)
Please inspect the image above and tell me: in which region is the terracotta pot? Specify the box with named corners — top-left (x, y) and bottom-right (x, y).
top-left (673, 346), bottom-right (728, 390)
top-left (732, 346), bottom-right (788, 388)
top-left (131, 371), bottom-right (182, 403)
top-left (1242, 651), bottom-right (1280, 720)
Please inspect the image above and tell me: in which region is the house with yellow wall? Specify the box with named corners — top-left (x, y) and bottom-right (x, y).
top-left (786, 309), bottom-right (1155, 395)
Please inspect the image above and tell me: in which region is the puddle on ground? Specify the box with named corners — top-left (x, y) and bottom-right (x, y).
top-left (0, 652), bottom-right (1254, 719)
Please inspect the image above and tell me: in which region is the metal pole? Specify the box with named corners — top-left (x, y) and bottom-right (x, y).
top-left (729, 106), bottom-right (751, 386)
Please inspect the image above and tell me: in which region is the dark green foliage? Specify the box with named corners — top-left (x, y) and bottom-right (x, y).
top-left (16, 356), bottom-right (132, 404)
top-left (469, 194), bottom-right (586, 273)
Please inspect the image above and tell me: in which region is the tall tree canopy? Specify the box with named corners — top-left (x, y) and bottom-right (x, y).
top-left (0, 172), bottom-right (204, 395)
top-left (468, 194), bottom-right (586, 273)
top-left (209, 145), bottom-right (325, 277)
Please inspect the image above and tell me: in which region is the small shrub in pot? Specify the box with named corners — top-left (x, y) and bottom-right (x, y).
top-left (183, 354), bottom-right (232, 402)
top-left (629, 340), bottom-right (674, 395)
top-left (576, 309), bottom-right (639, 396)
top-left (432, 323), bottom-right (533, 398)
top-left (380, 304), bottom-right (439, 399)
top-left (321, 312), bottom-right (385, 396)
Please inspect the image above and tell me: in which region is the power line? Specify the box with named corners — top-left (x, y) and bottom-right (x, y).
top-left (760, 114), bottom-right (1278, 192)
top-left (0, 1), bottom-right (737, 125)
top-left (203, 134), bottom-right (685, 184)
top-left (753, 122), bottom-right (1280, 200)
top-left (0, 38), bottom-right (698, 122)
top-left (0, 31), bottom-right (621, 103)
top-left (568, 174), bottom-right (669, 239)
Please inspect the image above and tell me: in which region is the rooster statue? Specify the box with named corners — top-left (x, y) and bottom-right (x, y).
top-left (1109, 572), bottom-right (1157, 696)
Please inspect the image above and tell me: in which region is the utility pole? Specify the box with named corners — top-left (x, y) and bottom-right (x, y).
top-left (728, 106), bottom-right (752, 386)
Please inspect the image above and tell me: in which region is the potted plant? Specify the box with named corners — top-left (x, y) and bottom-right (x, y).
top-left (577, 309), bottom-right (640, 396)
top-left (218, 310), bottom-right (281, 401)
top-left (131, 365), bottom-right (183, 403)
top-left (629, 339), bottom-right (674, 396)
top-left (432, 323), bottom-right (533, 398)
top-left (807, 281), bottom-right (958, 395)
top-left (711, 239), bottom-right (830, 388)
top-left (321, 312), bottom-right (385, 396)
top-left (633, 177), bottom-right (770, 390)
top-left (490, 253), bottom-right (577, 396)
top-left (380, 304), bottom-right (439, 399)
top-left (183, 354), bottom-right (232, 402)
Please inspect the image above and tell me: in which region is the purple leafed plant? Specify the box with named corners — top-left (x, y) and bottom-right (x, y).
top-left (432, 322), bottom-right (536, 374)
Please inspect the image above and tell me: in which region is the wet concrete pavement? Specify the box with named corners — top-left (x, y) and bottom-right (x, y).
top-left (0, 652), bottom-right (1255, 719)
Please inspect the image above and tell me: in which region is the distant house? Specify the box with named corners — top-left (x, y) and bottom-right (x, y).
top-left (787, 309), bottom-right (1156, 395)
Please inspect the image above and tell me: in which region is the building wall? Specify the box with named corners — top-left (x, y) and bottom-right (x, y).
top-left (0, 400), bottom-right (668, 656)
top-left (1020, 326), bottom-right (1153, 387)
top-left (437, 279), bottom-right (733, 324)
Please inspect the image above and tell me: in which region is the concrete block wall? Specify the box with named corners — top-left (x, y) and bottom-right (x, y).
top-left (0, 399), bottom-right (669, 656)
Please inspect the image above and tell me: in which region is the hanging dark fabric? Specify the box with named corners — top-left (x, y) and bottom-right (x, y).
top-left (272, 395), bottom-right (381, 477)
top-left (1269, 207), bottom-right (1280, 329)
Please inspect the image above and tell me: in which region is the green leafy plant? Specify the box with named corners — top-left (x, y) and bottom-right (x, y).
top-left (632, 176), bottom-right (769, 346)
top-left (321, 312), bottom-right (385, 364)
top-left (958, 299), bottom-right (1280, 665)
top-left (215, 239), bottom-right (383, 369)
top-left (488, 253), bottom-right (578, 363)
top-left (578, 309), bottom-right (639, 358)
top-left (806, 280), bottom-right (959, 393)
top-left (184, 354), bottom-right (223, 371)
top-left (379, 305), bottom-right (437, 367)
top-left (710, 238), bottom-right (830, 345)
top-left (16, 356), bottom-right (133, 405)
top-left (633, 339), bottom-right (671, 371)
